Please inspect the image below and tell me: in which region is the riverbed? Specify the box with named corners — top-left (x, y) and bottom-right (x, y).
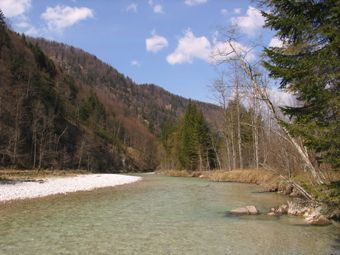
top-left (0, 175), bottom-right (338, 254)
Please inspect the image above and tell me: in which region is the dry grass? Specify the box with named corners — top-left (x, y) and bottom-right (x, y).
top-left (157, 169), bottom-right (191, 177)
top-left (158, 168), bottom-right (279, 184)
top-left (158, 168), bottom-right (283, 192)
top-left (0, 169), bottom-right (90, 182)
top-left (202, 169), bottom-right (278, 184)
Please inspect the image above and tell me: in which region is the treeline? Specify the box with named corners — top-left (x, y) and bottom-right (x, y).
top-left (161, 102), bottom-right (217, 170)
top-left (0, 12), bottom-right (158, 172)
top-left (160, 96), bottom-right (301, 175)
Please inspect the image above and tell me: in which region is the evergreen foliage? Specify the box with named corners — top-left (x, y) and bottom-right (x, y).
top-left (262, 0), bottom-right (340, 168)
top-left (161, 102), bottom-right (217, 170)
top-left (28, 42), bottom-right (56, 77)
top-left (0, 9), bottom-right (6, 27)
top-left (79, 93), bottom-right (106, 124)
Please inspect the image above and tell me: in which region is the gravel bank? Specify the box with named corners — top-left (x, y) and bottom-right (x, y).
top-left (0, 174), bottom-right (142, 202)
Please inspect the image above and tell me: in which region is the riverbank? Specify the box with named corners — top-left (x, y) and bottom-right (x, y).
top-left (0, 173), bottom-right (142, 202)
top-left (159, 169), bottom-right (283, 191)
top-left (158, 169), bottom-right (340, 223)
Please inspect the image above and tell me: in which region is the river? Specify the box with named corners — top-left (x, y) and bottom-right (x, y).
top-left (0, 175), bottom-right (338, 254)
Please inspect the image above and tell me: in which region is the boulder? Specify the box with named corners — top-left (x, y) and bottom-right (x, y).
top-left (229, 205), bottom-right (259, 215)
top-left (230, 207), bottom-right (249, 215)
top-left (287, 201), bottom-right (308, 216)
top-left (267, 212), bottom-right (276, 216)
top-left (246, 205), bottom-right (260, 215)
top-left (277, 204), bottom-right (288, 214)
top-left (305, 215), bottom-right (331, 226)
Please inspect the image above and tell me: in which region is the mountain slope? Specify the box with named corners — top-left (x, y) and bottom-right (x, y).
top-left (0, 22), bottom-right (221, 172)
top-left (31, 38), bottom-right (221, 133)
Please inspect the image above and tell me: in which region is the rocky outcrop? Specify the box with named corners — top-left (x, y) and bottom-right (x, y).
top-left (287, 200), bottom-right (309, 216)
top-left (305, 214), bottom-right (331, 225)
top-left (229, 205), bottom-right (260, 215)
top-left (267, 200), bottom-right (331, 226)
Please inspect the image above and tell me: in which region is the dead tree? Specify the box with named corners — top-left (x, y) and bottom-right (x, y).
top-left (216, 36), bottom-right (325, 185)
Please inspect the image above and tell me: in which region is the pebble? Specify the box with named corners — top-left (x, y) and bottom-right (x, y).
top-left (0, 174), bottom-right (142, 202)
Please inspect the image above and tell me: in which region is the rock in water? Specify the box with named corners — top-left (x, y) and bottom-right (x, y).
top-left (277, 204), bottom-right (288, 214)
top-left (287, 201), bottom-right (308, 216)
top-left (230, 207), bottom-right (249, 215)
top-left (305, 215), bottom-right (331, 226)
top-left (229, 206), bottom-right (259, 215)
top-left (246, 205), bottom-right (260, 215)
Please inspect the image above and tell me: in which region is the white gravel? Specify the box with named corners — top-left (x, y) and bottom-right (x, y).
top-left (0, 174), bottom-right (142, 202)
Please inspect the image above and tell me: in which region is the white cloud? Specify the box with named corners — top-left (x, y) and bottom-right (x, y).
top-left (234, 8), bottom-right (241, 14)
top-left (269, 36), bottom-right (283, 48)
top-left (268, 89), bottom-right (296, 107)
top-left (0, 0), bottom-right (31, 18)
top-left (211, 40), bottom-right (254, 63)
top-left (167, 29), bottom-right (254, 65)
top-left (166, 29), bottom-right (211, 64)
top-left (126, 3), bottom-right (138, 13)
top-left (131, 59), bottom-right (141, 67)
top-left (220, 9), bottom-right (228, 16)
top-left (231, 6), bottom-right (264, 36)
top-left (148, 0), bottom-right (164, 14)
top-left (41, 5), bottom-right (94, 33)
top-left (184, 0), bottom-right (208, 6)
top-left (146, 32), bottom-right (168, 53)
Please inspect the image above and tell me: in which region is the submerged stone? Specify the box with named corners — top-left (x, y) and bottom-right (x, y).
top-left (229, 205), bottom-right (260, 215)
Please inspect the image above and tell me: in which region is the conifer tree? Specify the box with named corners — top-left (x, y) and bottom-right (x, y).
top-left (261, 0), bottom-right (340, 168)
top-left (0, 9), bottom-right (6, 27)
top-left (178, 102), bottom-right (216, 170)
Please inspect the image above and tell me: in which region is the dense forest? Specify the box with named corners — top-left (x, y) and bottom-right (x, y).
top-left (0, 11), bottom-right (220, 172)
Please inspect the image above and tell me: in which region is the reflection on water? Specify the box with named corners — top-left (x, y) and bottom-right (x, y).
top-left (0, 175), bottom-right (338, 255)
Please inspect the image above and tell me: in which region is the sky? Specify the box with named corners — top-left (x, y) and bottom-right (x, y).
top-left (0, 0), bottom-right (284, 104)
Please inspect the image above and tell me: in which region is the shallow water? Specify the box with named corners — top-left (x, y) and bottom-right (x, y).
top-left (0, 175), bottom-right (338, 255)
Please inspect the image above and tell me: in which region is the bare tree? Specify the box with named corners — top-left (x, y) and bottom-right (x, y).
top-left (233, 67), bottom-right (244, 169)
top-left (210, 73), bottom-right (233, 170)
top-left (213, 31), bottom-right (326, 185)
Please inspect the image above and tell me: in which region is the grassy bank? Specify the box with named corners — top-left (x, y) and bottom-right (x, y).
top-left (158, 169), bottom-right (279, 185)
top-left (158, 169), bottom-right (340, 206)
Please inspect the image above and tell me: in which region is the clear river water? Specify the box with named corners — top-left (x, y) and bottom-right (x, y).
top-left (0, 175), bottom-right (339, 255)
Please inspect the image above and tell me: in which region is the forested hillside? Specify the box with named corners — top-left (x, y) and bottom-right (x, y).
top-left (31, 37), bottom-right (221, 134)
top-left (0, 15), bottom-right (220, 172)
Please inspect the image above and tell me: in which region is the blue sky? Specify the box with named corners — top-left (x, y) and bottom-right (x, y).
top-left (1, 0), bottom-right (281, 103)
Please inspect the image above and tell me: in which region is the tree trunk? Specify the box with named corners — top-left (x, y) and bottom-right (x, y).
top-left (13, 98), bottom-right (21, 165)
top-left (78, 140), bottom-right (85, 170)
top-left (235, 80), bottom-right (243, 169)
top-left (229, 111), bottom-right (236, 169)
top-left (251, 96), bottom-right (259, 169)
top-left (227, 41), bottom-right (326, 184)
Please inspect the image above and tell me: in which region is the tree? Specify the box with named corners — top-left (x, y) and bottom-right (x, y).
top-left (0, 9), bottom-right (6, 27)
top-left (261, 0), bottom-right (340, 168)
top-left (161, 102), bottom-right (217, 171)
top-left (179, 102), bottom-right (200, 170)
